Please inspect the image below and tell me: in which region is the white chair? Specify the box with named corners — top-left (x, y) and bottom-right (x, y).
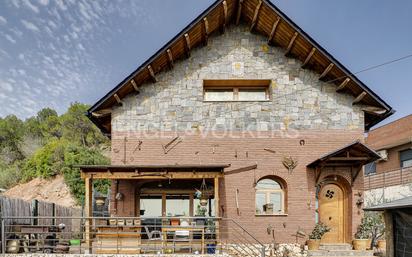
top-left (173, 220), bottom-right (191, 252)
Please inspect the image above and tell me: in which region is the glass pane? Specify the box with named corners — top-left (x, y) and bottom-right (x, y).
top-left (364, 162), bottom-right (376, 175)
top-left (140, 196), bottom-right (162, 217)
top-left (238, 88), bottom-right (267, 101)
top-left (402, 159), bottom-right (412, 168)
top-left (193, 198), bottom-right (215, 217)
top-left (166, 195), bottom-right (190, 217)
top-left (269, 193), bottom-right (282, 213)
top-left (204, 89), bottom-right (233, 101)
top-left (255, 193), bottom-right (266, 214)
top-left (255, 179), bottom-right (281, 189)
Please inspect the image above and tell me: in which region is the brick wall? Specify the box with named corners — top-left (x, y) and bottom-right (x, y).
top-left (109, 130), bottom-right (364, 243)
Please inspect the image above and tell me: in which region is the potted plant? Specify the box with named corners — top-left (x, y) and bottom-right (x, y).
top-left (307, 223), bottom-right (330, 250)
top-left (353, 216), bottom-right (372, 250)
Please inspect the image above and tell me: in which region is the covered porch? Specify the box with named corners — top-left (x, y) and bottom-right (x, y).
top-left (79, 164), bottom-right (228, 254)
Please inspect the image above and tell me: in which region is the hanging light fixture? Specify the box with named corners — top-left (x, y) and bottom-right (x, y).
top-left (199, 178), bottom-right (209, 207)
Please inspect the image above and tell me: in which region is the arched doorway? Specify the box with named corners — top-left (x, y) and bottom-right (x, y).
top-left (318, 182), bottom-right (346, 243)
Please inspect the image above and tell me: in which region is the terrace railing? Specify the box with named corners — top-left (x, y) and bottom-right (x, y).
top-left (0, 216), bottom-right (266, 257)
top-left (364, 166), bottom-right (412, 190)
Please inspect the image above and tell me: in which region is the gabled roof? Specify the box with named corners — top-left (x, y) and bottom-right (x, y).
top-left (88, 0), bottom-right (394, 135)
top-left (364, 196), bottom-right (412, 211)
top-left (307, 140), bottom-right (381, 168)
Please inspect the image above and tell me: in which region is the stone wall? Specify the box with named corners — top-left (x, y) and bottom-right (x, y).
top-left (112, 25), bottom-right (364, 133)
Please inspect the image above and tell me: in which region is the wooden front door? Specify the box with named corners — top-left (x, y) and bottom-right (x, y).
top-left (319, 183), bottom-right (345, 243)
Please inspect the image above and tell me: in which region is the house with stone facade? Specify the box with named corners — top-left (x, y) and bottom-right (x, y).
top-left (79, 0), bottom-right (395, 251)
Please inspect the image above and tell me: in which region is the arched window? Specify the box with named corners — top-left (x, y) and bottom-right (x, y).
top-left (255, 178), bottom-right (285, 215)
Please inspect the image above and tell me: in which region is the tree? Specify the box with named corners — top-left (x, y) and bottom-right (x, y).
top-left (0, 115), bottom-right (25, 162)
top-left (62, 144), bottom-right (110, 204)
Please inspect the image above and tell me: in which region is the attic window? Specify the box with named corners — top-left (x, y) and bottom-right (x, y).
top-left (203, 79), bottom-right (270, 102)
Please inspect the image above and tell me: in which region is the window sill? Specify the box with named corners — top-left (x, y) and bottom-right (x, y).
top-left (255, 213), bottom-right (288, 217)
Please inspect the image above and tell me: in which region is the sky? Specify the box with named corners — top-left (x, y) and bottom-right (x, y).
top-left (0, 0), bottom-right (411, 128)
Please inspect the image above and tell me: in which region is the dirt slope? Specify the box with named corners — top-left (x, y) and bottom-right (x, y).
top-left (3, 175), bottom-right (78, 208)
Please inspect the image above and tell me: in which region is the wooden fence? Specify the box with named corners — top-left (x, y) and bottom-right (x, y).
top-left (0, 196), bottom-right (81, 233)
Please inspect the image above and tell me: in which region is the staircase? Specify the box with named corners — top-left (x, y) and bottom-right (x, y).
top-left (308, 244), bottom-right (374, 257)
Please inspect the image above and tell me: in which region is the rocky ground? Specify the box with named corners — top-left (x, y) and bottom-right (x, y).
top-left (2, 175), bottom-right (78, 208)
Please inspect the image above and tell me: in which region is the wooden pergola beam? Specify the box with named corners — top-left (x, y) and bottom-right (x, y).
top-left (301, 47), bottom-right (316, 68)
top-left (352, 91), bottom-right (367, 105)
top-left (235, 0), bottom-right (243, 25)
top-left (221, 0), bottom-right (228, 33)
top-left (336, 78), bottom-right (350, 92)
top-left (184, 33), bottom-right (191, 57)
top-left (130, 79), bottom-right (139, 92)
top-left (250, 0), bottom-right (262, 31)
top-left (81, 171), bottom-right (223, 179)
top-left (285, 32), bottom-right (298, 56)
top-left (203, 17), bottom-right (209, 46)
top-left (267, 16), bottom-right (280, 45)
top-left (319, 63), bottom-right (334, 80)
top-left (147, 65), bottom-right (157, 82)
top-left (166, 49), bottom-right (174, 69)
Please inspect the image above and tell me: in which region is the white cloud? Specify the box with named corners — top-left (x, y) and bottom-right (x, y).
top-left (0, 80), bottom-right (13, 92)
top-left (0, 16), bottom-right (7, 25)
top-left (38, 0), bottom-right (49, 6)
top-left (22, 0), bottom-right (40, 13)
top-left (21, 19), bottom-right (40, 32)
top-left (5, 34), bottom-right (16, 44)
top-left (55, 0), bottom-right (67, 11)
top-left (18, 53), bottom-right (25, 60)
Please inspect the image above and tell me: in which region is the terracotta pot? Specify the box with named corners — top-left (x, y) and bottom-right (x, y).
top-left (353, 239), bottom-right (369, 250)
top-left (377, 240), bottom-right (386, 250)
top-left (307, 239), bottom-right (321, 250)
top-left (367, 239), bottom-right (372, 250)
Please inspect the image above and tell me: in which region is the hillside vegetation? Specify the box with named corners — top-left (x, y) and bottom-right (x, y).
top-left (0, 103), bottom-right (110, 204)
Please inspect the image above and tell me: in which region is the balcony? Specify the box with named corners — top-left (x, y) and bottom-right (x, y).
top-left (364, 166), bottom-right (412, 190)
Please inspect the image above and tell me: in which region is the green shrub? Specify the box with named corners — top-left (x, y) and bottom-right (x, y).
top-left (309, 222), bottom-right (331, 240)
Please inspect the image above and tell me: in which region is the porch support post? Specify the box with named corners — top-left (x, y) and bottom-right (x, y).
top-left (85, 176), bottom-right (93, 254)
top-left (214, 177), bottom-right (220, 249)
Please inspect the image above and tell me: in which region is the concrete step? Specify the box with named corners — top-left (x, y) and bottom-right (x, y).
top-left (308, 250), bottom-right (374, 256)
top-left (319, 244), bottom-right (353, 251)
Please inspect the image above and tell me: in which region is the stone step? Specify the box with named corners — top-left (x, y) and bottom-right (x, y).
top-left (319, 244), bottom-right (353, 251)
top-left (308, 250), bottom-right (374, 256)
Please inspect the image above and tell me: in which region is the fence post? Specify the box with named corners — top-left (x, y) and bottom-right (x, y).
top-left (1, 218), bottom-right (5, 254)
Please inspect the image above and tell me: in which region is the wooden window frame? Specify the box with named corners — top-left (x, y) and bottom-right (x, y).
top-left (254, 178), bottom-right (287, 216)
top-left (203, 79), bottom-right (271, 102)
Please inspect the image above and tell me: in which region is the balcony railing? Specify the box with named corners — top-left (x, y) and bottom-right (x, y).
top-left (0, 216), bottom-right (266, 256)
top-left (364, 166), bottom-right (412, 190)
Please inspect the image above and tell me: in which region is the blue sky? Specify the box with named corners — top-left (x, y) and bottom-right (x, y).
top-left (0, 0), bottom-right (411, 128)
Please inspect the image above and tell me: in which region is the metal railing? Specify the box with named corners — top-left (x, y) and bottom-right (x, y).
top-left (0, 216), bottom-right (265, 256)
top-left (364, 166), bottom-right (412, 190)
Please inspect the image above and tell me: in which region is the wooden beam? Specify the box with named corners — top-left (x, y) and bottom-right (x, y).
top-left (130, 79), bottom-right (139, 92)
top-left (91, 109), bottom-right (111, 118)
top-left (319, 63), bottom-right (334, 80)
top-left (285, 32), bottom-right (298, 56)
top-left (352, 91), bottom-right (367, 105)
top-left (267, 16), bottom-right (280, 45)
top-left (301, 47), bottom-right (316, 68)
top-left (221, 0), bottom-right (228, 33)
top-left (250, 0), bottom-right (262, 31)
top-left (336, 78), bottom-right (350, 92)
top-left (362, 106), bottom-right (387, 115)
top-left (147, 65), bottom-right (157, 82)
top-left (84, 177), bottom-right (93, 253)
top-left (81, 171), bottom-right (223, 180)
top-left (203, 18), bottom-right (209, 46)
top-left (113, 93), bottom-right (122, 105)
top-left (235, 0), bottom-right (243, 25)
top-left (184, 33), bottom-right (191, 57)
top-left (328, 157), bottom-right (370, 161)
top-left (225, 164), bottom-right (257, 175)
top-left (166, 49), bottom-right (174, 69)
